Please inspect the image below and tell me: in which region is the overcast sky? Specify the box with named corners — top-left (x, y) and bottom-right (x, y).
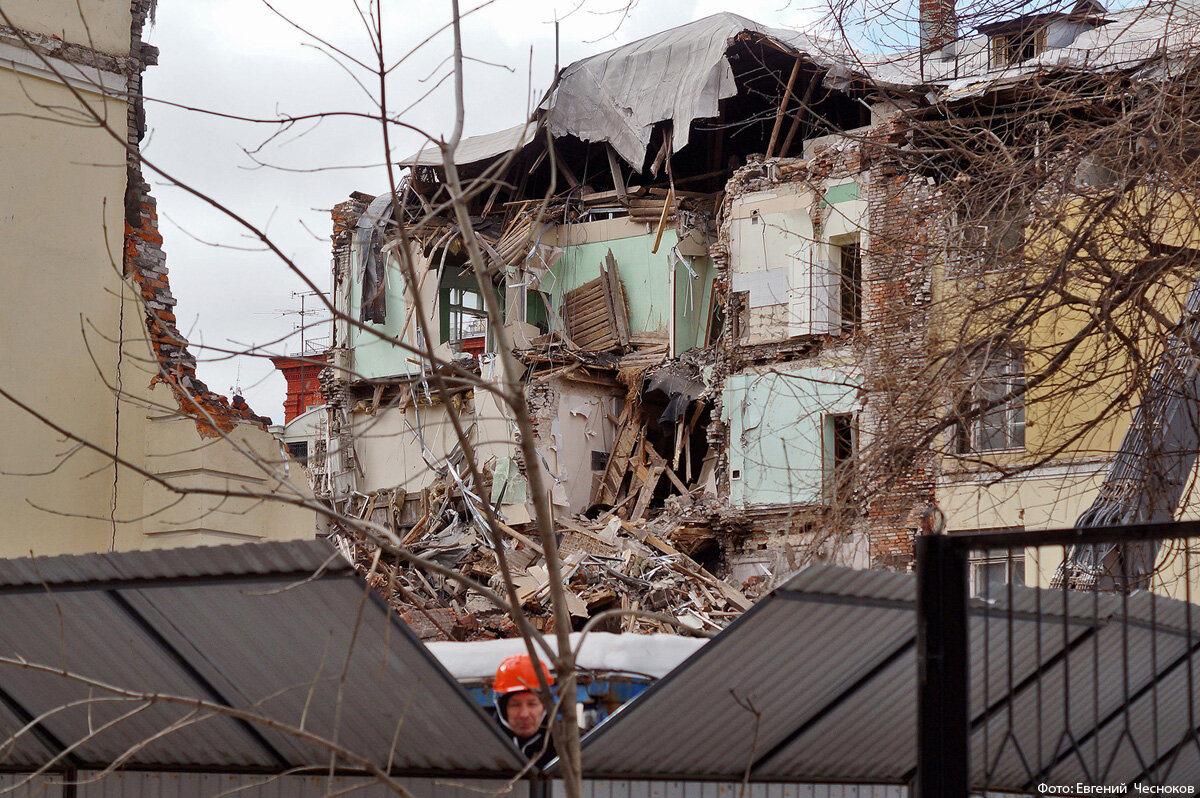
top-left (140, 0), bottom-right (824, 423)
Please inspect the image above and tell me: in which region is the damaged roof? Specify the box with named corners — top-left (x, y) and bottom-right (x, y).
top-left (403, 12), bottom-right (863, 172)
top-left (869, 0), bottom-right (1200, 97)
top-left (401, 1), bottom-right (1200, 174)
top-left (400, 121), bottom-right (537, 168)
top-left (541, 12), bottom-right (857, 168)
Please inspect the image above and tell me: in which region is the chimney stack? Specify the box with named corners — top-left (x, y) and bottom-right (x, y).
top-left (919, 0), bottom-right (957, 56)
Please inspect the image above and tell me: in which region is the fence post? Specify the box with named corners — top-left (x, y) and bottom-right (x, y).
top-left (916, 533), bottom-right (970, 798)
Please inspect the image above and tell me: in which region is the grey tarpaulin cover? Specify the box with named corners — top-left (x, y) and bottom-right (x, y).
top-left (355, 193), bottom-right (393, 324)
top-left (540, 12), bottom-right (849, 169)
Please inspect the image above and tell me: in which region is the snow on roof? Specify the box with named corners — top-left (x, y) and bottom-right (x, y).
top-left (868, 0), bottom-right (1200, 96)
top-left (427, 632), bottom-right (708, 684)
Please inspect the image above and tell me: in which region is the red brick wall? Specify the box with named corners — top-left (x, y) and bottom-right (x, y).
top-left (271, 354), bottom-right (330, 423)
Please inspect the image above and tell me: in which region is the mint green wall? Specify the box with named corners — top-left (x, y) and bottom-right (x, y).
top-left (822, 182), bottom-right (860, 206)
top-left (723, 365), bottom-right (859, 507)
top-left (674, 253), bottom-right (714, 355)
top-left (347, 229), bottom-right (716, 378)
top-left (346, 249), bottom-right (418, 381)
top-left (549, 233), bottom-right (674, 334)
top-left (549, 232), bottom-right (713, 352)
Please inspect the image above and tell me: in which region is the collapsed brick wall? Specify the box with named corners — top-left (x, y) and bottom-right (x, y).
top-left (710, 148), bottom-right (877, 569)
top-left (706, 131), bottom-right (945, 572)
top-left (122, 0), bottom-right (271, 438)
top-left (320, 193), bottom-right (373, 490)
top-left (860, 120), bottom-right (942, 568)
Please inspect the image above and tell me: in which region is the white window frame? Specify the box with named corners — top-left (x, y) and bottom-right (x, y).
top-left (969, 547), bottom-right (1026, 598)
top-left (959, 349), bottom-right (1026, 454)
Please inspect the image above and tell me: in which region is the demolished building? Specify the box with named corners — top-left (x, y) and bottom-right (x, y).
top-left (303, 1), bottom-right (1200, 638)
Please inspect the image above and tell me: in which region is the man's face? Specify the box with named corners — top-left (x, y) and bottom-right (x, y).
top-left (505, 691), bottom-right (545, 738)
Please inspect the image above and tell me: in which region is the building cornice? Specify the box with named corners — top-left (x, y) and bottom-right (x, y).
top-left (0, 32), bottom-right (128, 96)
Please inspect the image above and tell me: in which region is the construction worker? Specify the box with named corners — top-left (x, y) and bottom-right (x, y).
top-left (492, 653), bottom-right (556, 766)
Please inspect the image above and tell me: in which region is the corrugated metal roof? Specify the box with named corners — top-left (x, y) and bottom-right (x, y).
top-left (0, 539), bottom-right (524, 777)
top-left (399, 123), bottom-right (537, 168)
top-left (0, 538), bottom-right (350, 589)
top-left (576, 564), bottom-right (1200, 789)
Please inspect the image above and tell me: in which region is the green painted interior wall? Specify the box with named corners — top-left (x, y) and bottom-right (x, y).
top-left (673, 253), bottom-right (714, 355)
top-left (723, 365), bottom-right (859, 506)
top-left (347, 250), bottom-right (418, 381)
top-left (548, 233), bottom-right (674, 334)
top-left (821, 182), bottom-right (861, 206)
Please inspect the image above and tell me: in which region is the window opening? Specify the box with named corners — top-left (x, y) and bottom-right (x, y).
top-left (990, 27), bottom-right (1046, 68)
top-left (823, 412), bottom-right (857, 504)
top-left (838, 239), bottom-right (862, 333)
top-left (957, 350), bottom-right (1026, 453)
top-left (970, 547), bottom-right (1025, 597)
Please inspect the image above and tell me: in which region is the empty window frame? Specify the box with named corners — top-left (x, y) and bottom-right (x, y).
top-left (838, 238), bottom-right (862, 333)
top-left (957, 194), bottom-right (1027, 272)
top-left (957, 349), bottom-right (1026, 453)
top-left (439, 272), bottom-right (494, 355)
top-left (286, 441), bottom-right (309, 466)
top-left (823, 412), bottom-right (857, 504)
top-left (989, 27), bottom-right (1046, 68)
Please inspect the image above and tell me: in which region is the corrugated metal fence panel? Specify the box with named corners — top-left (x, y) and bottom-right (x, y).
top-left (562, 783), bottom-right (908, 798)
top-left (71, 772), bottom-right (531, 797)
top-left (0, 774), bottom-right (61, 796)
top-left (114, 577), bottom-right (523, 772)
top-left (0, 539), bottom-right (524, 776)
top-left (0, 539), bottom-right (351, 588)
top-left (0, 590), bottom-right (284, 768)
top-left (580, 596), bottom-right (915, 780)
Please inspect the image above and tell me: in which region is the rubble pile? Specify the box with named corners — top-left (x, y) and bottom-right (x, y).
top-left (336, 476), bottom-right (750, 641)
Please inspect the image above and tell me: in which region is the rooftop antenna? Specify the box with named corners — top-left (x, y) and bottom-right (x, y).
top-left (265, 290), bottom-right (328, 354)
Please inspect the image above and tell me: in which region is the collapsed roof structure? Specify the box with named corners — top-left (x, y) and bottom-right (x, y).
top-left (288, 0), bottom-right (1200, 642)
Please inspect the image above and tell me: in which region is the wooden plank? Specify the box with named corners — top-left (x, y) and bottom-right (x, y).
top-left (630, 465), bottom-right (663, 522)
top-left (566, 304), bottom-right (610, 328)
top-left (606, 144), bottom-right (628, 203)
top-left (672, 407), bottom-right (687, 468)
top-left (651, 186), bottom-right (675, 255)
top-left (594, 408), bottom-right (641, 505)
top-left (767, 57), bottom-right (803, 158)
top-left (644, 533), bottom-right (679, 556)
top-left (569, 323), bottom-right (612, 344)
top-left (645, 440), bottom-right (693, 504)
top-left (495, 519), bottom-right (544, 555)
top-left (573, 323), bottom-right (613, 344)
top-left (602, 250), bottom-right (631, 348)
top-left (573, 329), bottom-right (620, 350)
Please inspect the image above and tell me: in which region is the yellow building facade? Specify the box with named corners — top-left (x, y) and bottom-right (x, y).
top-left (0, 1), bottom-right (319, 556)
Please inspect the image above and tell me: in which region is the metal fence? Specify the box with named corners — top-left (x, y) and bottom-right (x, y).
top-left (916, 520), bottom-right (1200, 797)
top-left (0, 772), bottom-right (534, 797)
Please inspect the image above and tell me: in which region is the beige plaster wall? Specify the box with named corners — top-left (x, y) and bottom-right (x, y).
top-left (352, 403), bottom-right (460, 494)
top-left (0, 68), bottom-right (133, 556)
top-left (0, 59), bottom-right (320, 556)
top-left (136, 394), bottom-right (318, 546)
top-left (1, 0), bottom-right (131, 55)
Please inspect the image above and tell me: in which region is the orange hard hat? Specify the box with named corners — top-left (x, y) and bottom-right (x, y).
top-left (493, 654), bottom-right (553, 695)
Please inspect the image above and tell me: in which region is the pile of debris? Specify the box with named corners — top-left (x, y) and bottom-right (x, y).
top-left (336, 484), bottom-right (749, 642)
